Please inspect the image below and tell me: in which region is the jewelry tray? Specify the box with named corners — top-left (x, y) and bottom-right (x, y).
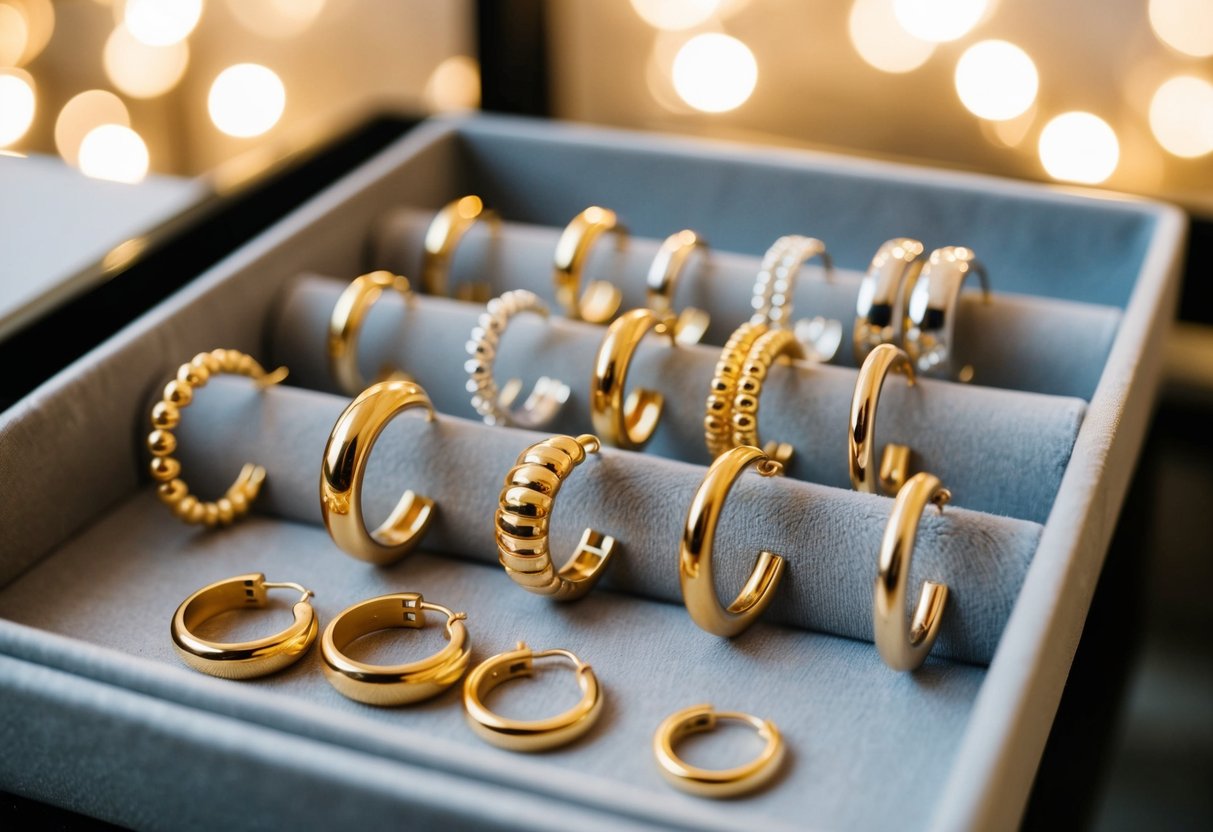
top-left (0, 115), bottom-right (1184, 830)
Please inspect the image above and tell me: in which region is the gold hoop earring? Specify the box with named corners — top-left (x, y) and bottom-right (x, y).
top-left (646, 229), bottom-right (710, 345)
top-left (704, 321), bottom-right (768, 459)
top-left (729, 327), bottom-right (805, 467)
top-left (849, 343), bottom-right (916, 495)
top-left (653, 704), bottom-right (785, 798)
top-left (171, 573), bottom-right (317, 679)
top-left (590, 308), bottom-right (678, 450)
top-left (875, 472), bottom-right (951, 671)
top-left (463, 642), bottom-right (603, 751)
top-left (320, 379), bottom-right (437, 565)
top-left (680, 445), bottom-right (786, 637)
top-left (903, 246), bottom-right (990, 383)
top-left (421, 195), bottom-right (499, 301)
top-left (496, 434), bottom-right (617, 600)
top-left (852, 238), bottom-right (925, 365)
top-left (321, 593), bottom-right (470, 705)
top-left (553, 206), bottom-right (627, 324)
top-left (750, 235), bottom-right (839, 362)
top-left (327, 271), bottom-right (414, 396)
top-left (149, 349), bottom-right (289, 527)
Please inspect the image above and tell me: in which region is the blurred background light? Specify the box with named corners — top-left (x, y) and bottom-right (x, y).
top-left (77, 123), bottom-right (149, 183)
top-left (671, 33), bottom-right (757, 112)
top-left (55, 89), bottom-right (130, 167)
top-left (103, 23), bottom-right (190, 99)
top-left (849, 0), bottom-right (935, 74)
top-left (207, 63), bottom-right (285, 138)
top-left (893, 0), bottom-right (988, 43)
top-left (1149, 75), bottom-right (1213, 158)
top-left (225, 0), bottom-right (325, 40)
top-left (122, 0), bottom-right (202, 47)
top-left (423, 55), bottom-right (481, 112)
top-left (1148, 0), bottom-right (1213, 58)
top-left (0, 69), bottom-right (36, 147)
top-left (954, 40), bottom-right (1038, 121)
top-left (629, 0), bottom-right (721, 31)
top-left (0, 3), bottom-right (29, 66)
top-left (7, 0), bottom-right (53, 65)
top-left (1038, 111), bottom-right (1119, 185)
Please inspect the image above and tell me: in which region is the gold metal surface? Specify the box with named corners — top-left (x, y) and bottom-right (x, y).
top-left (552, 206), bottom-right (627, 323)
top-left (646, 229), bottom-right (710, 345)
top-left (903, 246), bottom-right (990, 382)
top-left (653, 704), bottom-right (785, 798)
top-left (852, 238), bottom-right (926, 364)
top-left (849, 344), bottom-right (917, 495)
top-left (327, 270), bottom-right (414, 395)
top-left (421, 194), bottom-right (499, 301)
top-left (590, 307), bottom-right (678, 449)
top-left (730, 327), bottom-right (805, 467)
top-left (704, 321), bottom-right (768, 459)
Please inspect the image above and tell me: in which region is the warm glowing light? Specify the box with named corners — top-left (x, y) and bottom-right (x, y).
top-left (123, 0), bottom-right (201, 46)
top-left (849, 0), bottom-right (935, 74)
top-left (0, 4), bottom-right (28, 66)
top-left (671, 33), bottom-right (757, 113)
top-left (56, 89), bottom-right (130, 166)
top-left (208, 63), bottom-right (285, 138)
top-left (1149, 75), bottom-right (1213, 158)
top-left (423, 55), bottom-right (481, 112)
top-left (954, 40), bottom-right (1038, 121)
top-left (1038, 112), bottom-right (1119, 185)
top-left (1149, 0), bottom-right (1213, 58)
top-left (893, 0), bottom-right (987, 43)
top-left (226, 0), bottom-right (325, 39)
top-left (630, 0), bottom-right (720, 30)
top-left (78, 124), bottom-right (149, 183)
top-left (9, 0), bottom-right (53, 65)
top-left (0, 70), bottom-right (35, 147)
top-left (104, 24), bottom-right (189, 99)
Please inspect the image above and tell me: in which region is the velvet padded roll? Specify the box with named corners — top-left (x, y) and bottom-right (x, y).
top-left (270, 275), bottom-right (1086, 523)
top-left (370, 210), bottom-right (1122, 399)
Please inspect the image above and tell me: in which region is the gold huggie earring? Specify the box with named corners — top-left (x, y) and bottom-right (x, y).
top-left (320, 380), bottom-right (437, 565)
top-left (653, 704), bottom-right (785, 798)
top-left (590, 308), bottom-right (678, 450)
top-left (463, 642), bottom-right (603, 751)
top-left (680, 445), bottom-right (786, 637)
top-left (496, 434), bottom-right (618, 600)
top-left (321, 593), bottom-right (470, 705)
top-left (149, 349), bottom-right (289, 527)
top-left (421, 194), bottom-right (499, 302)
top-left (849, 343), bottom-right (916, 495)
top-left (729, 327), bottom-right (805, 467)
top-left (852, 238), bottom-right (925, 365)
top-left (465, 289), bottom-right (571, 429)
top-left (646, 229), bottom-right (710, 345)
top-left (328, 270), bottom-right (414, 396)
top-left (171, 573), bottom-right (317, 679)
top-left (903, 246), bottom-right (990, 383)
top-left (704, 320), bottom-right (768, 459)
top-left (875, 472), bottom-right (951, 671)
top-left (750, 234), bottom-right (839, 362)
top-left (553, 206), bottom-right (627, 324)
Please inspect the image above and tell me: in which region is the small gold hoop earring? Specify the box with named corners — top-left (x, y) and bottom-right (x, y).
top-left (852, 238), bottom-right (925, 364)
top-left (321, 593), bottom-right (470, 705)
top-left (553, 206), bottom-right (627, 324)
top-left (875, 472), bottom-right (951, 671)
top-left (496, 434), bottom-right (618, 600)
top-left (646, 229), bottom-right (710, 345)
top-left (903, 246), bottom-right (990, 383)
top-left (590, 308), bottom-right (678, 450)
top-left (729, 327), bottom-right (805, 467)
top-left (320, 380), bottom-right (437, 565)
top-left (463, 642), bottom-right (603, 751)
top-left (680, 445), bottom-right (786, 637)
top-left (327, 271), bottom-right (414, 396)
top-left (421, 194), bottom-right (500, 301)
top-left (653, 704), bottom-right (785, 798)
top-left (704, 321), bottom-right (768, 459)
top-left (171, 573), bottom-right (317, 679)
top-left (750, 235), bottom-right (839, 362)
top-left (149, 349), bottom-right (288, 527)
top-left (849, 343), bottom-right (917, 495)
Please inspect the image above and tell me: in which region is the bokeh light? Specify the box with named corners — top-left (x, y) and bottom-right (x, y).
top-left (1038, 111), bottom-right (1119, 185)
top-left (630, 0), bottom-right (720, 30)
top-left (423, 55), bottom-right (481, 112)
top-left (1148, 0), bottom-right (1213, 58)
top-left (954, 40), bottom-right (1038, 121)
top-left (1149, 75), bottom-right (1213, 158)
top-left (208, 63), bottom-right (286, 138)
top-left (78, 124), bottom-right (149, 183)
top-left (849, 0), bottom-right (935, 74)
top-left (55, 89), bottom-right (130, 166)
top-left (226, 0), bottom-right (325, 39)
top-left (0, 4), bottom-right (29, 66)
top-left (0, 69), bottom-right (36, 147)
top-left (893, 0), bottom-right (988, 43)
top-left (671, 33), bottom-right (757, 113)
top-left (9, 0), bottom-right (54, 65)
top-left (123, 0), bottom-right (202, 47)
top-left (104, 24), bottom-right (190, 99)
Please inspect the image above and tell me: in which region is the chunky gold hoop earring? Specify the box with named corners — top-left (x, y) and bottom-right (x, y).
top-left (465, 289), bottom-right (571, 429)
top-left (590, 308), bottom-right (678, 450)
top-left (704, 321), bottom-right (768, 459)
top-left (730, 327), bottom-right (806, 467)
top-left (327, 271), bottom-right (414, 396)
top-left (463, 642), bottom-right (603, 751)
top-left (875, 472), bottom-right (951, 671)
top-left (496, 434), bottom-right (617, 600)
top-left (852, 238), bottom-right (925, 365)
top-left (849, 343), bottom-right (916, 495)
top-left (320, 379), bottom-right (437, 566)
top-left (653, 704), bottom-right (786, 798)
top-left (171, 573), bottom-right (317, 679)
top-left (149, 349), bottom-right (289, 527)
top-left (553, 206), bottom-right (627, 324)
top-left (646, 229), bottom-right (710, 345)
top-left (321, 593), bottom-right (470, 705)
top-left (903, 246), bottom-right (990, 383)
top-left (750, 235), bottom-right (839, 362)
top-left (421, 194), bottom-right (499, 301)
top-left (680, 445), bottom-right (786, 637)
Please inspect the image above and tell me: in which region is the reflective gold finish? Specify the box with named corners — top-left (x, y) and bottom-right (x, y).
top-left (171, 573), bottom-right (317, 679)
top-left (853, 238), bottom-right (926, 364)
top-left (553, 206), bottom-right (627, 323)
top-left (327, 270), bottom-right (414, 395)
top-left (495, 434), bottom-right (617, 600)
top-left (903, 246), bottom-right (990, 382)
top-left (875, 472), bottom-right (951, 671)
top-left (590, 308), bottom-right (678, 450)
top-left (320, 380), bottom-right (437, 565)
top-left (750, 235), bottom-right (839, 362)
top-left (646, 229), bottom-right (710, 345)
top-left (149, 349), bottom-right (288, 528)
top-left (849, 344), bottom-right (917, 495)
top-left (321, 593), bottom-right (470, 705)
top-left (704, 321), bottom-right (768, 459)
top-left (731, 327), bottom-right (805, 467)
top-left (421, 194), bottom-right (499, 301)
top-left (653, 704), bottom-right (785, 798)
top-left (463, 641), bottom-right (603, 751)
top-left (680, 445), bottom-right (786, 637)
